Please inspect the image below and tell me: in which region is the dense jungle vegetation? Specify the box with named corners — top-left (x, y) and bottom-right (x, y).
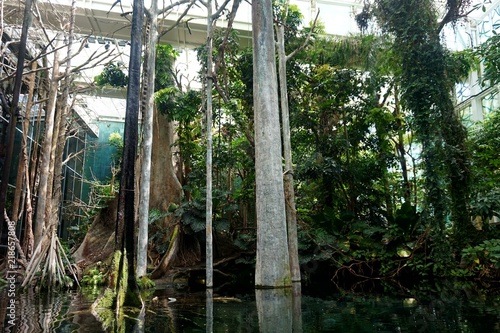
top-left (1, 0), bottom-right (500, 295)
top-left (141, 1), bottom-right (500, 287)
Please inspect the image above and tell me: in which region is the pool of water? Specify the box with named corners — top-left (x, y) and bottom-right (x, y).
top-left (1, 282), bottom-right (500, 332)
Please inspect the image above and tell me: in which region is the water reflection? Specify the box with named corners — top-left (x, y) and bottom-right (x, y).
top-left (1, 283), bottom-right (500, 332)
top-left (206, 289), bottom-right (213, 333)
top-left (292, 283), bottom-right (303, 332)
top-left (254, 283), bottom-right (304, 332)
top-left (256, 288), bottom-right (292, 332)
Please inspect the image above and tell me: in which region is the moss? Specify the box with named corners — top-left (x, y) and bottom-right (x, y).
top-left (94, 288), bottom-right (116, 309)
top-left (116, 250), bottom-right (128, 309)
top-left (137, 275), bottom-right (156, 289)
top-left (282, 274), bottom-right (292, 287)
top-left (109, 250), bottom-right (123, 289)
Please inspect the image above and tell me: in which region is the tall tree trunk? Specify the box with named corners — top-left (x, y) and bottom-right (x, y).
top-left (22, 0), bottom-right (80, 290)
top-left (276, 24), bottom-right (300, 283)
top-left (253, 0), bottom-right (291, 288)
top-left (48, 0), bottom-right (76, 240)
top-left (12, 62), bottom-right (37, 223)
top-left (24, 65), bottom-right (46, 258)
top-left (34, 36), bottom-right (61, 247)
top-left (116, 0), bottom-right (144, 306)
top-left (94, 0), bottom-right (145, 317)
top-left (393, 91), bottom-right (411, 201)
top-left (205, 0), bottom-right (214, 289)
top-left (0, 0), bottom-right (33, 244)
top-left (137, 0), bottom-right (158, 278)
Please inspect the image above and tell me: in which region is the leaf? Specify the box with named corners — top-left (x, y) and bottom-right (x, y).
top-left (397, 248), bottom-right (411, 258)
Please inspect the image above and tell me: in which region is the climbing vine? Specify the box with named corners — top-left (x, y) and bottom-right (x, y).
top-left (368, 0), bottom-right (477, 256)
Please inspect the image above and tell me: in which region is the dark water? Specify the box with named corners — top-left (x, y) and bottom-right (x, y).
top-left (1, 282), bottom-right (500, 332)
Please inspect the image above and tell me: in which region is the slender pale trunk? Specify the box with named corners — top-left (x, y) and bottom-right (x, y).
top-left (48, 0), bottom-right (76, 231)
top-left (137, 0), bottom-right (158, 278)
top-left (276, 24), bottom-right (300, 283)
top-left (205, 0), bottom-right (214, 289)
top-left (253, 0), bottom-right (291, 288)
top-left (34, 37), bottom-right (61, 247)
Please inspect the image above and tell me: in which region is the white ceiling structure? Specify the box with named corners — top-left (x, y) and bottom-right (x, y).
top-left (3, 0), bottom-right (498, 129)
top-left (2, 0), bottom-right (365, 130)
top-left (3, 0), bottom-right (364, 47)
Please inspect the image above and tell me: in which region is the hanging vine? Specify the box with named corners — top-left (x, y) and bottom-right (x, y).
top-left (367, 0), bottom-right (477, 257)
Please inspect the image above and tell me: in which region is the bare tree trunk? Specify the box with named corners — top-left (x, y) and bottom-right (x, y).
top-left (48, 0), bottom-right (76, 235)
top-left (205, 0), bottom-right (214, 289)
top-left (115, 0), bottom-right (144, 307)
top-left (141, 111), bottom-right (182, 279)
top-left (0, 0), bottom-right (33, 242)
top-left (24, 65), bottom-right (46, 259)
top-left (136, 0), bottom-right (158, 278)
top-left (150, 224), bottom-right (180, 279)
top-left (24, 73), bottom-right (46, 258)
top-left (12, 62), bottom-right (37, 222)
top-left (276, 24), bottom-right (300, 283)
top-left (34, 36), bottom-right (61, 248)
top-left (22, 0), bottom-right (80, 290)
top-left (393, 93), bottom-right (411, 201)
top-left (253, 0), bottom-right (291, 288)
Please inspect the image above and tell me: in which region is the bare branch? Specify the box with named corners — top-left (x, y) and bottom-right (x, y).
top-left (286, 9), bottom-right (320, 62)
top-left (159, 0), bottom-right (198, 38)
top-left (158, 0), bottom-right (194, 16)
top-left (212, 0), bottom-right (231, 20)
top-left (212, 0), bottom-right (242, 103)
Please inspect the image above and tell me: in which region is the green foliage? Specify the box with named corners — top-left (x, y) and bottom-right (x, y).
top-left (372, 0), bottom-right (475, 251)
top-left (459, 239), bottom-right (500, 278)
top-left (130, 0), bottom-right (492, 285)
top-left (94, 62), bottom-right (128, 87)
top-left (82, 265), bottom-right (107, 287)
top-left (108, 132), bottom-right (123, 167)
top-left (468, 110), bottom-right (500, 233)
top-left (148, 208), bottom-right (171, 255)
top-left (445, 49), bottom-right (478, 84)
top-left (477, 33), bottom-right (500, 86)
top-left (155, 44), bottom-right (178, 91)
top-left (137, 276), bottom-right (155, 289)
top-left (155, 88), bottom-right (201, 123)
top-left (393, 202), bottom-right (420, 236)
top-left (233, 232), bottom-right (256, 251)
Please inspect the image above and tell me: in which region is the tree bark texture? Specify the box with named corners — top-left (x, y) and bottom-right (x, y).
top-left (0, 0), bottom-right (33, 241)
top-left (137, 0), bottom-right (158, 278)
top-left (34, 37), bottom-right (61, 247)
top-left (115, 0), bottom-right (143, 305)
top-left (205, 0), bottom-right (214, 289)
top-left (276, 24), bottom-right (301, 283)
top-left (252, 0), bottom-right (291, 288)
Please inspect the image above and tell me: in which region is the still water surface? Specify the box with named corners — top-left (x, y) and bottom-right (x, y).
top-left (1, 283), bottom-right (500, 332)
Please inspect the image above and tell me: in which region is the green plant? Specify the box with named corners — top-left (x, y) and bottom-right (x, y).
top-left (137, 275), bottom-right (155, 289)
top-left (148, 208), bottom-right (170, 255)
top-left (94, 62), bottom-right (128, 87)
top-left (460, 239), bottom-right (500, 278)
top-left (81, 265), bottom-right (107, 287)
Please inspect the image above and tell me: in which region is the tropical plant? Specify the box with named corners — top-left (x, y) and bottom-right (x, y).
top-left (94, 62), bottom-right (128, 87)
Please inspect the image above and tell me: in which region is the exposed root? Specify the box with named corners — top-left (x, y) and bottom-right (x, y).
top-left (21, 224), bottom-right (80, 290)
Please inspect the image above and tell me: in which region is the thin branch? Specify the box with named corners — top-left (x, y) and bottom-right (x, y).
top-left (212, 0), bottom-right (231, 20)
top-left (158, 0), bottom-right (198, 39)
top-left (212, 0), bottom-right (242, 103)
top-left (158, 0), bottom-right (194, 16)
top-left (286, 9), bottom-right (320, 62)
